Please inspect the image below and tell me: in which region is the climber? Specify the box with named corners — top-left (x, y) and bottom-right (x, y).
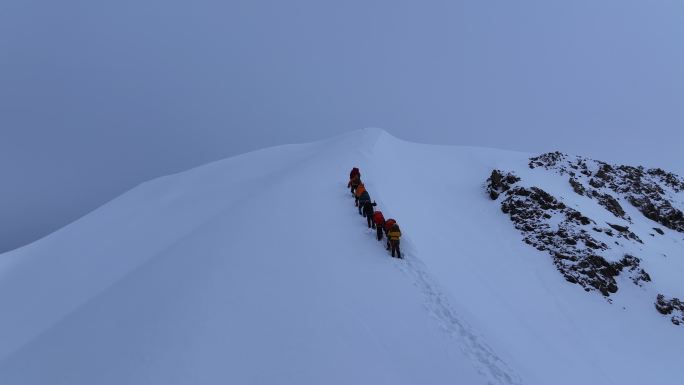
top-left (354, 184), bottom-right (367, 208)
top-left (349, 167), bottom-right (360, 180)
top-left (373, 211), bottom-right (385, 240)
top-left (347, 168), bottom-right (361, 195)
top-left (357, 189), bottom-right (371, 216)
top-left (387, 222), bottom-right (402, 258)
top-left (362, 200), bottom-right (377, 228)
top-left (383, 218), bottom-right (396, 250)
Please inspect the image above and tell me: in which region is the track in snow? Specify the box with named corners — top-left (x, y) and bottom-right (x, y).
top-left (346, 189), bottom-right (522, 385)
top-left (395, 251), bottom-right (522, 385)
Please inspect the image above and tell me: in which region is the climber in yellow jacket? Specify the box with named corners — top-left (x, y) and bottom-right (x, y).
top-left (387, 222), bottom-right (402, 258)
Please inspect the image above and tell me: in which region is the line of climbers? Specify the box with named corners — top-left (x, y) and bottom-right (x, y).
top-left (347, 167), bottom-right (402, 258)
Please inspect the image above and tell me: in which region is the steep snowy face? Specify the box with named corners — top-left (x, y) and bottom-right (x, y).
top-left (0, 129), bottom-right (682, 385)
top-left (0, 129), bottom-right (495, 385)
top-left (487, 152), bottom-right (684, 325)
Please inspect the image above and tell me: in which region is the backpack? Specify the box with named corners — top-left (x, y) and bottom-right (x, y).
top-left (384, 218), bottom-right (396, 231)
top-left (373, 211), bottom-right (385, 225)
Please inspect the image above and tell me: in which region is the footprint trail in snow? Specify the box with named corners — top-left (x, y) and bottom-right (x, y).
top-left (394, 250), bottom-right (523, 385)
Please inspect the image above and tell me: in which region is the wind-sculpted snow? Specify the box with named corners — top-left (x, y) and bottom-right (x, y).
top-left (489, 152), bottom-right (684, 325)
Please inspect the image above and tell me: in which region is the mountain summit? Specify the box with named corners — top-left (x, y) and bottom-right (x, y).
top-left (1, 131), bottom-right (682, 385)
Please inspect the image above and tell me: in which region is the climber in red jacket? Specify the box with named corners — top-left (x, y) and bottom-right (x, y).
top-left (373, 211), bottom-right (385, 241)
top-left (347, 167), bottom-right (361, 195)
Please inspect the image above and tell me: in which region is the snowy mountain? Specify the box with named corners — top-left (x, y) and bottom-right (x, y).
top-left (488, 152), bottom-right (684, 319)
top-left (0, 128), bottom-right (682, 385)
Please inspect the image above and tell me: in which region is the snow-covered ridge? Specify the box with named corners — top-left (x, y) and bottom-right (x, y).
top-left (487, 151), bottom-right (684, 325)
top-left (0, 129), bottom-right (682, 385)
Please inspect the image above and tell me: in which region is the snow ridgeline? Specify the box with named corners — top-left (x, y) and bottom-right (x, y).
top-left (1, 129), bottom-right (682, 385)
top-left (487, 151), bottom-right (684, 325)
top-left (0, 129), bottom-right (521, 385)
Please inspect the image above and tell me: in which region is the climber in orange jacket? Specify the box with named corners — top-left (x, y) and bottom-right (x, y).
top-left (354, 183), bottom-right (366, 207)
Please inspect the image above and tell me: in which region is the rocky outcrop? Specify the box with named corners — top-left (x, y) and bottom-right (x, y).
top-left (616, 255), bottom-right (651, 286)
top-left (648, 168), bottom-right (684, 192)
top-left (486, 170), bottom-right (520, 200)
top-left (490, 152), bottom-right (684, 325)
top-left (593, 191), bottom-right (626, 219)
top-left (655, 295), bottom-right (684, 325)
top-left (529, 152), bottom-right (684, 232)
top-left (490, 176), bottom-right (649, 297)
top-left (569, 178), bottom-right (586, 196)
top-left (605, 223), bottom-right (642, 243)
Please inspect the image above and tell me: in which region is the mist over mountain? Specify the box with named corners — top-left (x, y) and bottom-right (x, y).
top-left (2, 0), bottom-right (683, 253)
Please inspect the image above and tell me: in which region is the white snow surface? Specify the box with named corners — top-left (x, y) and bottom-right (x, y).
top-left (0, 128), bottom-right (682, 385)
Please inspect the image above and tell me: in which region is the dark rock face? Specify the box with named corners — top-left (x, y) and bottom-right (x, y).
top-left (625, 193), bottom-right (681, 230)
top-left (569, 178), bottom-right (586, 196)
top-left (606, 223), bottom-right (642, 243)
top-left (616, 255), bottom-right (651, 285)
top-left (486, 170), bottom-right (520, 200)
top-left (648, 168), bottom-right (684, 192)
top-left (529, 152), bottom-right (684, 233)
top-left (490, 152), bottom-right (684, 325)
top-left (655, 295), bottom-right (684, 325)
top-left (529, 151), bottom-right (567, 170)
top-left (493, 177), bottom-right (649, 298)
top-left (593, 192), bottom-right (626, 219)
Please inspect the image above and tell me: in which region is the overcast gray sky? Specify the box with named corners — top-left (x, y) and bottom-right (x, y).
top-left (1, 0), bottom-right (682, 253)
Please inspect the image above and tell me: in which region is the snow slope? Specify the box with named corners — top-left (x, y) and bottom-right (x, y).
top-left (0, 128), bottom-right (682, 385)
